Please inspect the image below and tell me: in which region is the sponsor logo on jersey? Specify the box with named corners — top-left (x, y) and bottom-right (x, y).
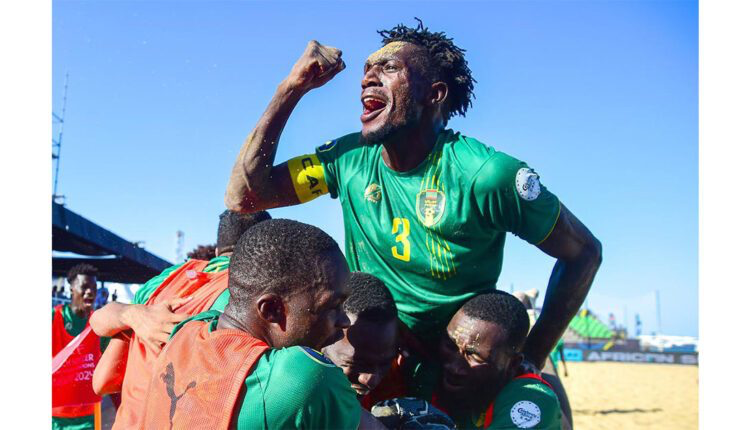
top-left (510, 400), bottom-right (541, 428)
top-left (161, 362), bottom-right (197, 430)
top-left (316, 140), bottom-right (337, 153)
top-left (416, 189), bottom-right (446, 227)
top-left (515, 167), bottom-right (541, 201)
top-left (364, 183), bottom-right (382, 203)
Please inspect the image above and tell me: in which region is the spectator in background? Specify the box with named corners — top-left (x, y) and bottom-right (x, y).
top-left (52, 263), bottom-right (106, 430)
top-left (111, 290), bottom-right (118, 303)
top-left (95, 288), bottom-right (110, 310)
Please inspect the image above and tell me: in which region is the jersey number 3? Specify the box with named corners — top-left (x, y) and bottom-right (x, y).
top-left (391, 218), bottom-right (411, 262)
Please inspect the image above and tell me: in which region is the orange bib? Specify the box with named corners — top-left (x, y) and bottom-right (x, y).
top-left (52, 305), bottom-right (75, 356)
top-left (52, 305), bottom-right (100, 418)
top-left (112, 259), bottom-right (229, 430)
top-left (141, 319), bottom-right (269, 430)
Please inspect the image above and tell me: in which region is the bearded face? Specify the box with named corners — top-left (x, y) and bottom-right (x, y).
top-left (359, 42), bottom-right (430, 146)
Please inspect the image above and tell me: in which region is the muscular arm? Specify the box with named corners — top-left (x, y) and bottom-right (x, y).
top-left (523, 203), bottom-right (603, 369)
top-left (225, 40), bottom-right (345, 213)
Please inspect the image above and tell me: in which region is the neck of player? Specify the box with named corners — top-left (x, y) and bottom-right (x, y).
top-left (380, 123), bottom-right (444, 172)
top-left (217, 308), bottom-right (274, 346)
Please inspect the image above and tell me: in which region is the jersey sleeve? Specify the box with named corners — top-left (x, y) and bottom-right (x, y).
top-left (314, 138), bottom-right (343, 199)
top-left (258, 346), bottom-right (361, 429)
top-left (471, 153), bottom-right (561, 245)
top-left (131, 263), bottom-right (182, 305)
top-left (489, 382), bottom-right (562, 429)
top-left (314, 133), bottom-right (362, 200)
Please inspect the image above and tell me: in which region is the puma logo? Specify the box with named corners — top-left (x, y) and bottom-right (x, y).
top-left (161, 362), bottom-right (196, 430)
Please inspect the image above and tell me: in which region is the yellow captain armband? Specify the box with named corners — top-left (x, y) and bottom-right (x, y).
top-left (287, 154), bottom-right (329, 203)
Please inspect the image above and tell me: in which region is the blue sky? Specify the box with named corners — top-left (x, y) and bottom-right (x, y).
top-left (52, 0), bottom-right (697, 336)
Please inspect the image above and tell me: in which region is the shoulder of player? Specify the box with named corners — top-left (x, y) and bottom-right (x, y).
top-left (264, 346), bottom-right (352, 396)
top-left (168, 310), bottom-right (220, 339)
top-left (487, 378), bottom-right (561, 429)
top-left (443, 130), bottom-right (523, 182)
top-left (273, 345), bottom-right (340, 370)
top-left (315, 132), bottom-right (366, 157)
top-left (133, 262), bottom-right (185, 304)
top-left (495, 377), bottom-right (560, 411)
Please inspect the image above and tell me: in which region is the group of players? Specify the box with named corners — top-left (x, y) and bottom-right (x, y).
top-left (54, 20), bottom-right (602, 429)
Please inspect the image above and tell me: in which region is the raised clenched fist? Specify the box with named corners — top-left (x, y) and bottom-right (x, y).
top-left (286, 40), bottom-right (345, 93)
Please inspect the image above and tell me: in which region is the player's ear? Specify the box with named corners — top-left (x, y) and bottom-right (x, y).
top-left (429, 81), bottom-right (449, 108)
top-left (256, 294), bottom-right (287, 331)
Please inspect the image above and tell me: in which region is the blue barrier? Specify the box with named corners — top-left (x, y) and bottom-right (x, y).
top-left (563, 348), bottom-right (584, 362)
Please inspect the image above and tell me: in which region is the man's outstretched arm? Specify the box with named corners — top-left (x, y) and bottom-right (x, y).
top-left (524, 203), bottom-right (602, 369)
top-left (225, 40), bottom-right (345, 213)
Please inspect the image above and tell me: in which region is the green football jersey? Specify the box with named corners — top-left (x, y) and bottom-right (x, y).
top-left (455, 377), bottom-right (562, 430)
top-left (170, 312), bottom-right (361, 430)
top-left (316, 129), bottom-right (560, 342)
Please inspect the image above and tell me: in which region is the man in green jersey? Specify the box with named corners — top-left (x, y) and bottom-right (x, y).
top-left (435, 291), bottom-right (562, 429)
top-left (52, 264), bottom-right (102, 430)
top-left (90, 209), bottom-right (269, 396)
top-left (225, 21), bottom-right (602, 370)
top-left (323, 272), bottom-right (401, 404)
top-left (142, 219), bottom-right (385, 429)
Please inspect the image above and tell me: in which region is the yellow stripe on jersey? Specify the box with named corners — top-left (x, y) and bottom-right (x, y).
top-left (287, 154), bottom-right (329, 203)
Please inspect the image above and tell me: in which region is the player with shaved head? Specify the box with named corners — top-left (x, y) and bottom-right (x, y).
top-left (140, 219), bottom-right (386, 429)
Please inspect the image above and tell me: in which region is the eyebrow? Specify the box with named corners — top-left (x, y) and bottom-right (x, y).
top-left (365, 56), bottom-right (402, 67)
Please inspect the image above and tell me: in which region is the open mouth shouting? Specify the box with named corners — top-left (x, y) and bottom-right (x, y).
top-left (360, 93), bottom-right (388, 123)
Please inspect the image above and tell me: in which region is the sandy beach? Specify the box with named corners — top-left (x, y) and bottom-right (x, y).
top-left (562, 362), bottom-right (698, 429)
top-left (98, 361), bottom-right (699, 429)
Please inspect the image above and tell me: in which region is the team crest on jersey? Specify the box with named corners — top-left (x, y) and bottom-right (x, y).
top-left (364, 183), bottom-right (382, 203)
top-left (416, 189), bottom-right (446, 227)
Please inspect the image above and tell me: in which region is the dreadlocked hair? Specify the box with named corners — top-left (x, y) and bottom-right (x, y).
top-left (378, 18), bottom-right (476, 121)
